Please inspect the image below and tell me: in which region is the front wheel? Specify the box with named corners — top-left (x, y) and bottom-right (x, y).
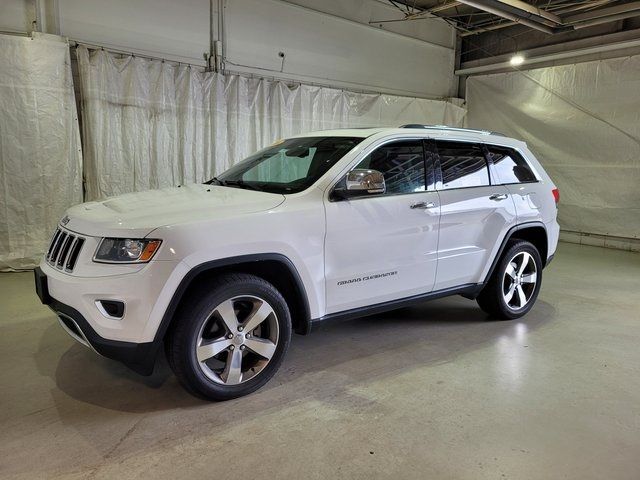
top-left (167, 273), bottom-right (292, 400)
top-left (477, 240), bottom-right (542, 319)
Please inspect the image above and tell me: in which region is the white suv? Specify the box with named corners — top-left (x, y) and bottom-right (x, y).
top-left (35, 125), bottom-right (559, 400)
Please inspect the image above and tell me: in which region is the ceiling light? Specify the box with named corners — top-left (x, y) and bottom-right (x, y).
top-left (510, 54), bottom-right (525, 66)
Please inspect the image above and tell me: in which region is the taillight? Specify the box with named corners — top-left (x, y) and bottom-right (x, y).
top-left (552, 188), bottom-right (560, 205)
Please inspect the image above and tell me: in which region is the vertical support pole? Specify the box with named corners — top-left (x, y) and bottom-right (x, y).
top-left (34, 0), bottom-right (45, 32)
top-left (52, 0), bottom-right (61, 34)
top-left (208, 0), bottom-right (215, 71)
top-left (218, 0), bottom-right (226, 74)
top-left (455, 34), bottom-right (465, 100)
top-left (208, 0), bottom-right (226, 73)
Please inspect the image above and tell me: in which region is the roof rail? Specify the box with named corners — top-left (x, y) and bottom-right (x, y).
top-left (399, 124), bottom-right (506, 137)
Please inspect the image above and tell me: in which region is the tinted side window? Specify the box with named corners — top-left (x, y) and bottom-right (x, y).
top-left (487, 146), bottom-right (537, 184)
top-left (355, 140), bottom-right (425, 194)
top-left (435, 141), bottom-right (489, 189)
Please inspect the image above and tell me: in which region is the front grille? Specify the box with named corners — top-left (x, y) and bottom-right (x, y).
top-left (46, 227), bottom-right (85, 272)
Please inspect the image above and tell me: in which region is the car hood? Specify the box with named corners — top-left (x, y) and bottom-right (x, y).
top-left (63, 184), bottom-right (286, 237)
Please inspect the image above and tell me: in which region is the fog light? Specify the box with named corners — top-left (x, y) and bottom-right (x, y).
top-left (96, 300), bottom-right (125, 319)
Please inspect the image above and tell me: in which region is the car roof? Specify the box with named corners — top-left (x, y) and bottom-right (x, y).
top-left (292, 125), bottom-right (523, 146)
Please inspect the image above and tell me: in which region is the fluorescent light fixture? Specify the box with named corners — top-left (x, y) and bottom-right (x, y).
top-left (510, 54), bottom-right (525, 66)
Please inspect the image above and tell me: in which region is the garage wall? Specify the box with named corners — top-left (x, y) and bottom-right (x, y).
top-left (0, 0), bottom-right (33, 34)
top-left (222, 0), bottom-right (455, 97)
top-left (56, 0), bottom-right (209, 63)
top-left (77, 47), bottom-right (466, 201)
top-left (466, 56), bottom-right (640, 240)
top-left (48, 0), bottom-right (456, 98)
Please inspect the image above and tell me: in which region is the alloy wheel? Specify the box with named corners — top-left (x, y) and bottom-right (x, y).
top-left (195, 295), bottom-right (279, 385)
top-left (502, 251), bottom-right (537, 310)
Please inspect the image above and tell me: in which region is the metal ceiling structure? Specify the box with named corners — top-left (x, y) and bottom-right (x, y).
top-left (380, 0), bottom-right (640, 75)
top-left (384, 1), bottom-right (640, 36)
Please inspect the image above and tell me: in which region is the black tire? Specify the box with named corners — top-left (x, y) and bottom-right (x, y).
top-left (167, 273), bottom-right (291, 400)
top-left (477, 240), bottom-right (543, 320)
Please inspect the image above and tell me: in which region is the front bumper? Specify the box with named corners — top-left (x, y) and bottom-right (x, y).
top-left (38, 257), bottom-right (183, 343)
top-left (34, 257), bottom-right (185, 375)
top-left (35, 267), bottom-right (158, 374)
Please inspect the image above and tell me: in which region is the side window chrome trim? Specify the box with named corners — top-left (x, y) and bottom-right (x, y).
top-left (432, 184), bottom-right (498, 193)
top-left (329, 189), bottom-right (434, 203)
top-left (500, 180), bottom-right (540, 186)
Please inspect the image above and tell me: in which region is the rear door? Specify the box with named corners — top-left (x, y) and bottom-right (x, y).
top-left (324, 138), bottom-right (440, 314)
top-left (432, 139), bottom-right (517, 290)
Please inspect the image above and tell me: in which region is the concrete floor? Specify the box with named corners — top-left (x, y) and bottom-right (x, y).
top-left (1, 242), bottom-right (639, 479)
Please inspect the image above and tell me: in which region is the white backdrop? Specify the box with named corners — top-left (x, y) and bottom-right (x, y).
top-left (76, 46), bottom-right (466, 201)
top-left (0, 34), bottom-right (82, 271)
top-left (466, 57), bottom-right (640, 239)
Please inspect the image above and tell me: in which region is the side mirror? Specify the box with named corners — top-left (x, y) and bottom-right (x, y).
top-left (345, 169), bottom-right (386, 194)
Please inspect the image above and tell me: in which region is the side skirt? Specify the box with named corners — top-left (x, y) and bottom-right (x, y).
top-left (310, 283), bottom-right (482, 330)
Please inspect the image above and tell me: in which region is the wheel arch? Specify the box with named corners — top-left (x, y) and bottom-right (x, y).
top-left (509, 225), bottom-right (548, 266)
top-left (481, 222), bottom-right (549, 288)
top-left (155, 254), bottom-right (312, 348)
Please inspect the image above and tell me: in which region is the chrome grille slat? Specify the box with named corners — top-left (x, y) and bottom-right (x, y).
top-left (50, 231), bottom-right (67, 264)
top-left (46, 230), bottom-right (62, 260)
top-left (65, 237), bottom-right (84, 271)
top-left (55, 233), bottom-right (69, 267)
top-left (48, 231), bottom-right (63, 261)
top-left (46, 227), bottom-right (85, 272)
top-left (57, 235), bottom-right (74, 268)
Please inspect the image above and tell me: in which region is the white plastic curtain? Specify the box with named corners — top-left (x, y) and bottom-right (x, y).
top-left (76, 46), bottom-right (466, 201)
top-left (466, 57), bottom-right (640, 239)
top-left (0, 34), bottom-right (83, 271)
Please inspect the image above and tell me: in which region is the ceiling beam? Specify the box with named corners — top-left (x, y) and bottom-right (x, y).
top-left (456, 0), bottom-right (558, 34)
top-left (563, 1), bottom-right (640, 24)
top-left (491, 0), bottom-right (562, 24)
top-left (456, 31), bottom-right (640, 75)
top-left (574, 10), bottom-right (640, 29)
top-left (459, 0), bottom-right (618, 36)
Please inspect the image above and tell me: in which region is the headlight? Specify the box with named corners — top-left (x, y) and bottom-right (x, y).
top-left (94, 238), bottom-right (162, 263)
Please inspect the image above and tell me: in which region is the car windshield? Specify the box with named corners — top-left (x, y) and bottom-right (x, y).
top-left (211, 136), bottom-right (363, 194)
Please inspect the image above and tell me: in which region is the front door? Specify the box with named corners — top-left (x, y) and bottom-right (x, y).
top-left (324, 139), bottom-right (440, 315)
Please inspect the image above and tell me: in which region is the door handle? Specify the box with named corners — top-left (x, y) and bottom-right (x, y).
top-left (489, 193), bottom-right (508, 201)
top-left (410, 201), bottom-right (435, 209)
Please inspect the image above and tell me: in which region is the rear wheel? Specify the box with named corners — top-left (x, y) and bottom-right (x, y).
top-left (477, 240), bottom-right (542, 319)
top-left (167, 273), bottom-right (291, 400)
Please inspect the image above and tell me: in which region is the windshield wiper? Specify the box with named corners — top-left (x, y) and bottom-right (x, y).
top-left (205, 177), bottom-right (265, 191)
top-left (204, 177), bottom-right (226, 186)
top-left (222, 179), bottom-right (263, 191)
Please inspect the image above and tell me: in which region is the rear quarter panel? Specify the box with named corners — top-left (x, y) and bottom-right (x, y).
top-left (501, 145), bottom-right (559, 260)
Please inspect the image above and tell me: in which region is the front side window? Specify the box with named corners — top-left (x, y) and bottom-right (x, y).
top-left (435, 141), bottom-right (490, 189)
top-left (215, 136), bottom-right (363, 194)
top-left (354, 140), bottom-right (426, 195)
top-left (487, 146), bottom-right (537, 184)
